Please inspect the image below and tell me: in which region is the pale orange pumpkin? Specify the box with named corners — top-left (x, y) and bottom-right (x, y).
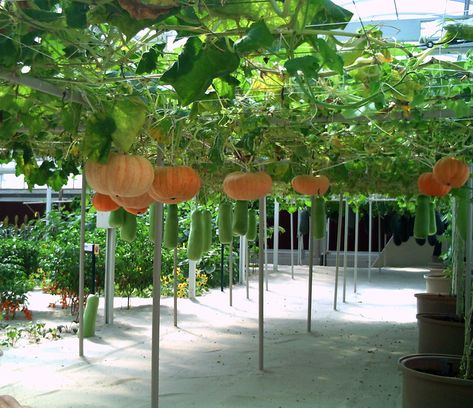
top-left (433, 157), bottom-right (470, 188)
top-left (124, 207), bottom-right (148, 215)
top-left (291, 175), bottom-right (330, 196)
top-left (223, 171), bottom-right (272, 201)
top-left (417, 172), bottom-right (451, 197)
top-left (112, 192), bottom-right (155, 209)
top-left (84, 160), bottom-right (109, 194)
top-left (92, 193), bottom-right (120, 212)
top-left (149, 166), bottom-right (201, 204)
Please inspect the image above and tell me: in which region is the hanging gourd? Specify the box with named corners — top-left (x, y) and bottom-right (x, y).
top-left (413, 195), bottom-right (431, 241)
top-left (109, 207), bottom-right (126, 228)
top-left (291, 175), bottom-right (330, 196)
top-left (163, 204), bottom-right (179, 249)
top-left (246, 209), bottom-right (257, 241)
top-left (417, 172), bottom-right (451, 197)
top-left (223, 171), bottom-right (272, 201)
top-left (433, 157), bottom-right (470, 188)
top-left (311, 197), bottom-right (326, 239)
top-left (201, 209), bottom-right (213, 254)
top-left (298, 209), bottom-right (310, 235)
top-left (218, 202), bottom-right (233, 244)
top-left (187, 209), bottom-right (204, 261)
top-left (112, 192), bottom-right (155, 209)
top-left (232, 200), bottom-right (249, 236)
top-left (92, 193), bottom-right (120, 212)
top-left (149, 166), bottom-right (201, 204)
top-left (120, 212), bottom-right (137, 242)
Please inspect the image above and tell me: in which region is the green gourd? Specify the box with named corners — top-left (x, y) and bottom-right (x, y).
top-left (187, 209), bottom-right (204, 261)
top-left (218, 202), bottom-right (233, 244)
top-left (163, 204), bottom-right (179, 249)
top-left (120, 212), bottom-right (137, 242)
top-left (455, 187), bottom-right (469, 242)
top-left (246, 209), bottom-right (257, 241)
top-left (109, 207), bottom-right (126, 228)
top-left (149, 203), bottom-right (157, 242)
top-left (311, 197), bottom-right (326, 240)
top-left (232, 200), bottom-right (248, 236)
top-left (201, 209), bottom-right (212, 254)
top-left (428, 201), bottom-right (437, 236)
top-left (413, 195), bottom-right (430, 239)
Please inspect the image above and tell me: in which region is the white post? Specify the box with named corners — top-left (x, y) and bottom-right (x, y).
top-left (189, 260), bottom-right (196, 300)
top-left (290, 211), bottom-right (294, 279)
top-left (307, 196), bottom-right (315, 332)
top-left (78, 171), bottom-right (86, 357)
top-left (239, 235), bottom-right (245, 285)
top-left (264, 197), bottom-right (269, 290)
top-left (229, 240), bottom-right (233, 307)
top-left (368, 198), bottom-right (372, 282)
top-left (104, 228), bottom-right (116, 325)
top-left (173, 247), bottom-right (178, 327)
top-left (46, 186), bottom-right (52, 224)
top-left (273, 200), bottom-right (279, 273)
top-left (258, 197), bottom-right (265, 370)
top-left (354, 209), bottom-right (359, 293)
top-left (378, 213), bottom-right (382, 272)
top-left (343, 200), bottom-right (349, 303)
top-left (297, 210), bottom-right (303, 265)
top-left (246, 236), bottom-right (250, 300)
top-left (334, 194), bottom-right (343, 310)
top-left (325, 217), bottom-right (330, 264)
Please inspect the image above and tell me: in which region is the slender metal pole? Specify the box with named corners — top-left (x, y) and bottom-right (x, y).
top-left (151, 202), bottom-right (164, 408)
top-left (220, 244), bottom-right (224, 292)
top-left (378, 213), bottom-right (382, 272)
top-left (229, 240), bottom-right (233, 306)
top-left (383, 233), bottom-right (387, 267)
top-left (173, 247), bottom-right (178, 327)
top-left (354, 209), bottom-right (359, 293)
top-left (334, 194), bottom-right (343, 310)
top-left (464, 164), bottom-right (473, 318)
top-left (290, 211), bottom-right (294, 279)
top-left (45, 186), bottom-right (52, 224)
top-left (246, 236), bottom-right (250, 300)
top-left (368, 198), bottom-right (372, 282)
top-left (297, 210), bottom-right (303, 265)
top-left (464, 0), bottom-right (471, 16)
top-left (105, 228), bottom-right (116, 325)
top-left (78, 170), bottom-right (87, 357)
top-left (239, 236), bottom-right (244, 284)
top-left (343, 201), bottom-right (349, 303)
top-left (258, 197), bottom-right (265, 371)
top-left (324, 218), bottom-right (330, 265)
top-left (307, 196), bottom-right (315, 332)
top-left (264, 197), bottom-right (269, 290)
top-left (189, 260), bottom-right (196, 299)
top-left (273, 200), bottom-right (279, 273)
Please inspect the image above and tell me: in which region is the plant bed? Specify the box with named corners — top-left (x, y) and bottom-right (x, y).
top-left (416, 313), bottom-right (464, 355)
top-left (399, 354), bottom-right (473, 408)
top-left (414, 292), bottom-right (456, 315)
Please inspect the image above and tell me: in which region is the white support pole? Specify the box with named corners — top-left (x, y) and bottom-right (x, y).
top-left (378, 213), bottom-right (382, 272)
top-left (78, 171), bottom-right (86, 357)
top-left (246, 236), bottom-right (250, 300)
top-left (368, 198), bottom-right (372, 282)
top-left (333, 194), bottom-right (343, 310)
top-left (239, 235), bottom-right (245, 285)
top-left (46, 186), bottom-right (52, 224)
top-left (297, 210), bottom-right (303, 265)
top-left (354, 209), bottom-right (359, 293)
top-left (151, 202), bottom-right (164, 408)
top-left (104, 228), bottom-right (116, 325)
top-left (258, 197), bottom-right (265, 371)
top-left (264, 197), bottom-right (269, 290)
top-left (307, 196), bottom-right (315, 332)
top-left (173, 247), bottom-right (178, 327)
top-left (189, 260), bottom-right (196, 300)
top-left (229, 240), bottom-right (233, 307)
top-left (290, 211), bottom-right (295, 279)
top-left (343, 201), bottom-right (349, 303)
top-left (273, 200), bottom-right (279, 273)
top-left (325, 217), bottom-right (330, 265)
top-left (464, 164), bottom-right (473, 318)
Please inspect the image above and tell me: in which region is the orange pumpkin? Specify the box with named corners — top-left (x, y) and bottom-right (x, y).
top-left (149, 166), bottom-right (201, 204)
top-left (417, 172), bottom-right (451, 197)
top-left (84, 160), bottom-right (109, 194)
top-left (433, 157), bottom-right (470, 188)
top-left (291, 175), bottom-right (330, 196)
top-left (124, 207), bottom-right (148, 215)
top-left (223, 171), bottom-right (272, 200)
top-left (112, 192), bottom-right (155, 209)
top-left (92, 193), bottom-right (120, 212)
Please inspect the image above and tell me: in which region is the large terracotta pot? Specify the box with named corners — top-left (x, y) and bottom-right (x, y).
top-left (414, 293), bottom-right (456, 315)
top-left (399, 354), bottom-right (473, 408)
top-left (416, 313), bottom-right (464, 355)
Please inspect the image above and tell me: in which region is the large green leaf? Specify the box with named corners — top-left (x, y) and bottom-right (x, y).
top-left (83, 113), bottom-right (115, 162)
top-left (284, 56), bottom-right (320, 78)
top-left (234, 20), bottom-right (273, 54)
top-left (161, 37), bottom-right (240, 106)
top-left (136, 44), bottom-right (165, 75)
top-left (64, 1), bottom-right (89, 29)
top-left (111, 97), bottom-right (147, 152)
top-left (314, 38), bottom-right (343, 74)
top-left (311, 0), bottom-right (353, 30)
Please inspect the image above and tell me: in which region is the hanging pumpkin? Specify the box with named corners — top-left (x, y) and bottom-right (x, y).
top-left (92, 193), bottom-right (120, 212)
top-left (223, 171), bottom-right (272, 201)
top-left (149, 166), bottom-right (201, 204)
top-left (417, 172), bottom-right (451, 197)
top-left (112, 192), bottom-right (155, 209)
top-left (291, 175), bottom-right (330, 196)
top-left (84, 160), bottom-right (109, 194)
top-left (433, 157), bottom-right (470, 188)
top-left (124, 207), bottom-right (148, 215)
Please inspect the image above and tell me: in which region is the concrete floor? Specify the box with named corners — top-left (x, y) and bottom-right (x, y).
top-left (0, 265), bottom-right (426, 407)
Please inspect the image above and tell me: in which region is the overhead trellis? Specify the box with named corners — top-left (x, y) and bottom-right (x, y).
top-left (0, 0), bottom-right (472, 195)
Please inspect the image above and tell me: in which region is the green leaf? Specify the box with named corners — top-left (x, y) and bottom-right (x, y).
top-left (447, 99), bottom-right (471, 118)
top-left (83, 113), bottom-right (115, 162)
top-left (314, 38), bottom-right (343, 74)
top-left (161, 37), bottom-right (240, 106)
top-left (64, 1), bottom-right (89, 29)
top-left (284, 56), bottom-right (320, 78)
top-left (234, 20), bottom-right (273, 54)
top-left (61, 103), bottom-right (82, 134)
top-left (22, 9), bottom-right (62, 23)
top-left (0, 38), bottom-right (18, 67)
top-left (212, 76), bottom-right (238, 100)
top-left (311, 0), bottom-right (353, 30)
top-left (209, 133), bottom-right (225, 165)
top-left (111, 97), bottom-right (147, 152)
top-left (136, 44), bottom-right (165, 75)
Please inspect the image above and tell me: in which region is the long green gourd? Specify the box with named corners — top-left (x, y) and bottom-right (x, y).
top-left (413, 195), bottom-right (430, 239)
top-left (187, 209), bottom-right (204, 261)
top-left (149, 203), bottom-right (157, 242)
top-left (121, 211), bottom-right (137, 242)
top-left (83, 294), bottom-right (99, 338)
top-left (163, 204), bottom-right (179, 249)
top-left (246, 209), bottom-right (257, 241)
top-left (232, 200), bottom-right (248, 236)
top-left (109, 207), bottom-right (126, 228)
top-left (455, 187), bottom-right (469, 242)
top-left (311, 197), bottom-right (326, 239)
top-left (428, 201), bottom-right (437, 236)
top-left (218, 202), bottom-right (233, 244)
top-left (202, 209), bottom-right (212, 254)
